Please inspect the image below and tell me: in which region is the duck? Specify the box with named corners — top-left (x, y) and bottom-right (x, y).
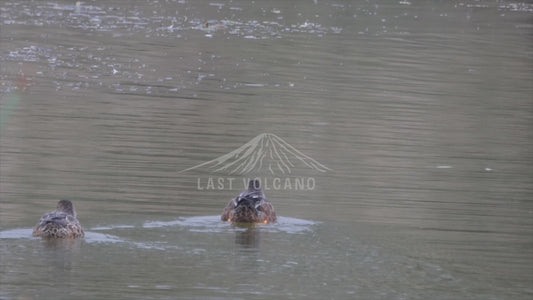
top-left (32, 200), bottom-right (85, 239)
top-left (222, 180), bottom-right (277, 224)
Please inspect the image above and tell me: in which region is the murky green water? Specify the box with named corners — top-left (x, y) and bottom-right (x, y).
top-left (1, 0), bottom-right (532, 299)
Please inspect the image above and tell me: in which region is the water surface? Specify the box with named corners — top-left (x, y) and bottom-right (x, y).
top-left (1, 0), bottom-right (532, 299)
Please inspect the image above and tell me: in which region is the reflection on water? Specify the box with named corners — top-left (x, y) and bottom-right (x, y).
top-left (234, 227), bottom-right (261, 249)
top-left (1, 0), bottom-right (532, 299)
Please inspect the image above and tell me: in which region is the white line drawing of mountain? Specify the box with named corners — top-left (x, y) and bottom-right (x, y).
top-left (180, 133), bottom-right (331, 175)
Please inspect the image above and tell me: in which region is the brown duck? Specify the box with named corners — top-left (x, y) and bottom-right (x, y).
top-left (33, 200), bottom-right (85, 239)
top-left (222, 180), bottom-right (277, 223)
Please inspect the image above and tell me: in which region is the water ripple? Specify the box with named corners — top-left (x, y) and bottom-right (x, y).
top-left (142, 215), bottom-right (319, 234)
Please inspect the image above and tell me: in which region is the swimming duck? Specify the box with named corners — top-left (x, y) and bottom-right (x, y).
top-left (222, 180), bottom-right (277, 223)
top-left (32, 200), bottom-right (85, 239)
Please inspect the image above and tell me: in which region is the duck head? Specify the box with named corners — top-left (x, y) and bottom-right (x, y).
top-left (232, 180), bottom-right (265, 222)
top-left (56, 200), bottom-right (76, 217)
top-left (222, 179), bottom-right (277, 223)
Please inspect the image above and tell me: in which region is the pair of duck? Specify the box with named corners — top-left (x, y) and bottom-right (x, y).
top-left (33, 180), bottom-right (277, 239)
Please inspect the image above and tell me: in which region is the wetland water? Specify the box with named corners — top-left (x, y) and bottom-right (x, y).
top-left (1, 0), bottom-right (532, 299)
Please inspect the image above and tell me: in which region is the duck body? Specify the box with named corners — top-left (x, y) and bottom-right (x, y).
top-left (222, 180), bottom-right (277, 224)
top-left (33, 200), bottom-right (84, 239)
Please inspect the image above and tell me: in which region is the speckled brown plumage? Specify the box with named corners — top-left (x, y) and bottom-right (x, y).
top-left (33, 200), bottom-right (85, 239)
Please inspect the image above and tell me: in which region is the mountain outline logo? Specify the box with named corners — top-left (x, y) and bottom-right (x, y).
top-left (180, 133), bottom-right (331, 175)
